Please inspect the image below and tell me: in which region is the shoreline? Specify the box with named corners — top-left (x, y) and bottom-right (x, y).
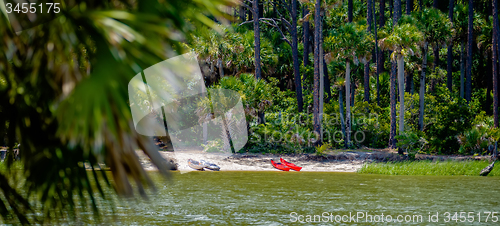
top-left (136, 149), bottom-right (495, 173)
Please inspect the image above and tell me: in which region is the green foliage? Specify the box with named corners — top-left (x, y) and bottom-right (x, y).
top-left (413, 8), bottom-right (453, 46)
top-left (396, 131), bottom-right (428, 160)
top-left (212, 73), bottom-right (279, 117)
top-left (0, 0), bottom-right (233, 224)
top-left (188, 25), bottom-right (278, 76)
top-left (378, 15), bottom-right (424, 59)
top-left (325, 21), bottom-right (374, 63)
top-left (457, 112), bottom-right (500, 155)
top-left (315, 143), bottom-right (331, 156)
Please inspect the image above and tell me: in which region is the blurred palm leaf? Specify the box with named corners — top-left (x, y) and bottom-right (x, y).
top-left (0, 0), bottom-right (235, 224)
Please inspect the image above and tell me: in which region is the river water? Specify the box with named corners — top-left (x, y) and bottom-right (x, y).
top-left (88, 171), bottom-right (500, 225)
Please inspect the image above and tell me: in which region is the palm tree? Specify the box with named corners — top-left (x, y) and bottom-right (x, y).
top-left (292, 0), bottom-right (304, 112)
top-left (447, 0), bottom-right (455, 91)
top-left (379, 16), bottom-right (423, 137)
top-left (378, 0), bottom-right (386, 106)
top-left (454, 3), bottom-right (470, 99)
top-left (325, 22), bottom-right (373, 148)
top-left (389, 0), bottom-right (402, 149)
top-left (0, 0), bottom-right (232, 223)
top-left (493, 0), bottom-right (499, 127)
top-left (313, 0), bottom-right (322, 146)
top-left (466, 0), bottom-right (474, 103)
top-left (253, 0), bottom-right (262, 80)
top-left (365, 0), bottom-right (374, 103)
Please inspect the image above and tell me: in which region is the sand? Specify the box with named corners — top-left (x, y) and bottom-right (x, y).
top-left (136, 150), bottom-right (366, 173)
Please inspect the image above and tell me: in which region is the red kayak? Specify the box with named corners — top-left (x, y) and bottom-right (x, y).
top-left (271, 160), bottom-right (290, 171)
top-left (280, 158), bottom-right (302, 171)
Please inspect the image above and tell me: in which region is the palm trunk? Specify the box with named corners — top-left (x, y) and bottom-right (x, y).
top-left (406, 0), bottom-right (413, 14)
top-left (493, 0), bottom-right (499, 127)
top-left (364, 63), bottom-right (370, 103)
top-left (253, 0), bottom-right (262, 80)
top-left (398, 54), bottom-right (405, 133)
top-left (303, 9), bottom-right (310, 67)
top-left (240, 6), bottom-right (246, 21)
top-left (446, 0), bottom-right (454, 91)
top-left (303, 8), bottom-right (310, 87)
top-left (346, 61), bottom-right (351, 148)
top-left (292, 0), bottom-right (304, 112)
top-left (313, 0), bottom-right (322, 146)
top-left (365, 0), bottom-right (373, 104)
top-left (389, 58), bottom-right (397, 148)
top-left (339, 86), bottom-right (346, 142)
top-left (348, 0), bottom-right (353, 22)
top-left (324, 56), bottom-right (332, 103)
top-left (380, 0), bottom-right (386, 27)
top-left (460, 40), bottom-right (465, 99)
top-left (466, 0), bottom-right (473, 103)
top-left (376, 0), bottom-right (382, 106)
top-left (419, 43), bottom-right (428, 131)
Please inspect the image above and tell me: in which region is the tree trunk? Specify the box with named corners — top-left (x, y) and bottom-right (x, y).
top-left (398, 54), bottom-right (405, 133)
top-left (339, 86), bottom-right (346, 143)
top-left (348, 0), bottom-right (353, 22)
top-left (380, 0), bottom-right (386, 27)
top-left (390, 0), bottom-right (401, 149)
top-left (351, 78), bottom-right (355, 107)
top-left (253, 0), bottom-right (262, 80)
top-left (389, 59), bottom-right (397, 148)
top-left (446, 0), bottom-right (454, 91)
top-left (259, 0), bottom-right (263, 18)
top-left (419, 43), bottom-right (428, 131)
top-left (292, 0), bottom-right (304, 112)
top-left (378, 0), bottom-right (385, 106)
top-left (406, 0), bottom-right (413, 14)
top-left (364, 63), bottom-right (370, 103)
top-left (493, 0), bottom-right (499, 127)
top-left (240, 5), bottom-right (246, 21)
top-left (406, 70), bottom-right (413, 93)
top-left (303, 8), bottom-right (310, 68)
top-left (460, 40), bottom-right (465, 99)
top-left (313, 0), bottom-right (322, 146)
top-left (365, 0), bottom-right (373, 103)
top-left (324, 56), bottom-right (332, 103)
top-left (346, 61), bottom-right (351, 148)
top-left (433, 0), bottom-right (438, 9)
top-left (466, 0), bottom-right (473, 103)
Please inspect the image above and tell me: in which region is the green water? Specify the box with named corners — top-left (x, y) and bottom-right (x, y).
top-left (94, 172), bottom-right (500, 225)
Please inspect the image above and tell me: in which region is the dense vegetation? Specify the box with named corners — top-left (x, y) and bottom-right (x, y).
top-left (189, 0), bottom-right (500, 156)
top-left (2, 0), bottom-right (500, 224)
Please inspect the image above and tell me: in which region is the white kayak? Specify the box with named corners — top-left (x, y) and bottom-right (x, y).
top-left (187, 159), bottom-right (205, 170)
top-left (200, 160), bottom-right (220, 171)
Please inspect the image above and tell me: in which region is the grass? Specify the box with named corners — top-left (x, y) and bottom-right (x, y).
top-left (358, 160), bottom-right (500, 176)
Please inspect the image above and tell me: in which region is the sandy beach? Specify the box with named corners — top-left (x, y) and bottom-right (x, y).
top-left (135, 149), bottom-right (495, 173)
top-left (136, 150), bottom-right (382, 173)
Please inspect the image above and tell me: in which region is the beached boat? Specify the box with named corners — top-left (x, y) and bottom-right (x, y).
top-left (200, 160), bottom-right (220, 171)
top-left (188, 159), bottom-right (205, 170)
top-left (271, 160), bottom-right (290, 171)
top-left (280, 158), bottom-right (302, 171)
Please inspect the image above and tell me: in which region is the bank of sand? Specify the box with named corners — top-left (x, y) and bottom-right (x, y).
top-left (136, 150), bottom-right (389, 172)
top-left (136, 149), bottom-right (495, 173)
